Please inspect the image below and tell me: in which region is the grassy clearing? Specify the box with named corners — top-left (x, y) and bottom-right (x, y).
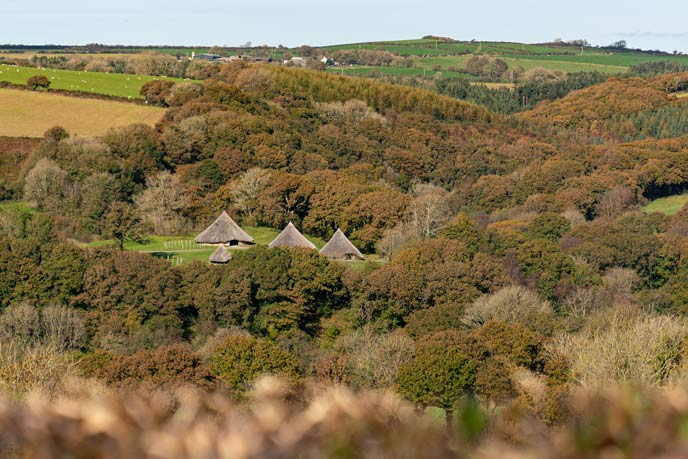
top-left (0, 201), bottom-right (35, 215)
top-left (0, 88), bottom-right (165, 137)
top-left (87, 226), bottom-right (328, 265)
top-left (644, 194), bottom-right (688, 215)
top-left (470, 82), bottom-right (516, 89)
top-left (0, 64), bottom-right (187, 99)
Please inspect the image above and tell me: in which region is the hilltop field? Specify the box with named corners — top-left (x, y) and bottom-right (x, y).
top-left (322, 38), bottom-right (688, 76)
top-left (0, 63), bottom-right (186, 98)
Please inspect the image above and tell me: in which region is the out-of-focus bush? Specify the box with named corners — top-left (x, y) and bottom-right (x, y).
top-left (3, 378), bottom-right (688, 459)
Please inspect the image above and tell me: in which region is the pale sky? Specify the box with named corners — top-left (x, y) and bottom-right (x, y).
top-left (3, 0), bottom-right (688, 53)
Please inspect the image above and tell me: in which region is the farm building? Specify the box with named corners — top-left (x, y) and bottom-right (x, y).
top-left (319, 228), bottom-right (364, 260)
top-left (195, 211), bottom-right (254, 246)
top-left (192, 53), bottom-right (223, 62)
top-left (209, 244), bottom-right (232, 264)
top-left (283, 56), bottom-right (307, 66)
top-left (269, 222), bottom-right (317, 249)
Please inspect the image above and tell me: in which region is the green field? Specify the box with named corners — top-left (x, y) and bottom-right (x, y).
top-left (0, 64), bottom-right (188, 99)
top-left (415, 55), bottom-right (625, 74)
top-left (322, 38), bottom-right (688, 80)
top-left (644, 194), bottom-right (688, 215)
top-left (327, 65), bottom-right (472, 79)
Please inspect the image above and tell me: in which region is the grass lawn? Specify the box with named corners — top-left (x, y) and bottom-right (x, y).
top-left (338, 257), bottom-right (386, 272)
top-left (0, 64), bottom-right (188, 99)
top-left (0, 88), bottom-right (165, 137)
top-left (644, 194), bottom-right (688, 215)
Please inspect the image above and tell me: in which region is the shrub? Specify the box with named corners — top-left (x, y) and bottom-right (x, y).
top-left (140, 80), bottom-right (175, 106)
top-left (397, 344), bottom-right (476, 412)
top-left (472, 320), bottom-right (546, 371)
top-left (26, 75), bottom-right (51, 90)
top-left (474, 355), bottom-right (516, 403)
top-left (0, 303), bottom-right (40, 346)
top-left (439, 212), bottom-right (483, 253)
top-left (552, 308), bottom-right (688, 386)
top-left (528, 212), bottom-right (571, 241)
top-left (462, 286), bottom-right (553, 332)
top-left (96, 345), bottom-right (215, 391)
top-left (328, 327), bottom-right (414, 389)
top-left (207, 335), bottom-right (300, 398)
top-left (404, 303), bottom-right (466, 338)
top-left (41, 305), bottom-right (86, 350)
top-left (0, 341), bottom-right (76, 398)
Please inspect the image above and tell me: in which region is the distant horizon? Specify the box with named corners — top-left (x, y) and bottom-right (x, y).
top-left (0, 37), bottom-right (684, 55)
top-left (4, 0), bottom-right (688, 54)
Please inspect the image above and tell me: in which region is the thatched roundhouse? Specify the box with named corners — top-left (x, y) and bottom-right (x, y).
top-left (195, 211), bottom-right (254, 246)
top-left (209, 244), bottom-right (232, 264)
top-left (320, 228), bottom-right (364, 261)
top-left (269, 222), bottom-right (317, 249)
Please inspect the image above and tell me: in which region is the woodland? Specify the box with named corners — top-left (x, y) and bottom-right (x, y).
top-left (2, 55), bottom-right (688, 458)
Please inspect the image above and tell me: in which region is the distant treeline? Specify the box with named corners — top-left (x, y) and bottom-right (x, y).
top-left (379, 61), bottom-right (688, 115)
top-left (435, 72), bottom-right (610, 114)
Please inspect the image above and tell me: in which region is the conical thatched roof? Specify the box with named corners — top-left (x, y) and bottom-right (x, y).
top-left (195, 211), bottom-right (254, 245)
top-left (269, 222), bottom-right (317, 249)
top-left (320, 228), bottom-right (364, 260)
top-left (209, 245), bottom-right (232, 264)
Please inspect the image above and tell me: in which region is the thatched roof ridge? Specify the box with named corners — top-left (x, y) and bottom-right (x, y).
top-left (320, 228), bottom-right (364, 260)
top-left (195, 211), bottom-right (254, 245)
top-left (209, 245), bottom-right (232, 263)
top-left (269, 222), bottom-right (317, 249)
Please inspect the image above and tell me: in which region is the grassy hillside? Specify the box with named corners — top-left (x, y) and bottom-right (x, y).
top-left (321, 38), bottom-right (688, 78)
top-left (0, 88), bottom-right (166, 137)
top-left (0, 64), bottom-right (186, 98)
top-left (644, 193), bottom-right (688, 215)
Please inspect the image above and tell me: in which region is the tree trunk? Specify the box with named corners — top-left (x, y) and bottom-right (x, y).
top-left (445, 407), bottom-right (454, 434)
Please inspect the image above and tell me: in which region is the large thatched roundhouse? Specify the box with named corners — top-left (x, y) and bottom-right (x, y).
top-left (209, 244), bottom-right (232, 264)
top-left (269, 222), bottom-right (317, 249)
top-left (195, 211), bottom-right (254, 246)
top-left (320, 228), bottom-right (364, 260)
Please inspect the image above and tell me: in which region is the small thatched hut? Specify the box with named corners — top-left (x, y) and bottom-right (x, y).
top-left (319, 228), bottom-right (364, 260)
top-left (195, 211), bottom-right (254, 246)
top-left (269, 222), bottom-right (317, 249)
top-left (209, 244), bottom-right (232, 264)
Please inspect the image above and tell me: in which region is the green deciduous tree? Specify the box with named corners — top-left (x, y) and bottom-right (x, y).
top-left (104, 202), bottom-right (144, 250)
top-left (208, 335), bottom-right (300, 398)
top-left (397, 344), bottom-right (476, 427)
